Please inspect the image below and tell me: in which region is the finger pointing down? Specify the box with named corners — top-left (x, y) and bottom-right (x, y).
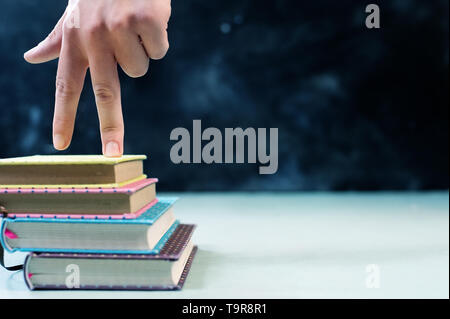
top-left (88, 46), bottom-right (124, 157)
top-left (53, 39), bottom-right (87, 150)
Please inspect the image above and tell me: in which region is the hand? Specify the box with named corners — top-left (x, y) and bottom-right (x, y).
top-left (24, 0), bottom-right (171, 156)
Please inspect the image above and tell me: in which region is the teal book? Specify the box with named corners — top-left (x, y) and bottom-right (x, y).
top-left (1, 198), bottom-right (179, 254)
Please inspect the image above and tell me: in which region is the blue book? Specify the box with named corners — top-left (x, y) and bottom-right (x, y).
top-left (1, 198), bottom-right (179, 254)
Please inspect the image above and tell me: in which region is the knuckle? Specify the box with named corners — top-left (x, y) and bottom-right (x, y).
top-left (155, 3), bottom-right (172, 22)
top-left (109, 16), bottom-right (131, 32)
top-left (135, 3), bottom-right (172, 27)
top-left (124, 12), bottom-right (138, 27)
top-left (62, 22), bottom-right (77, 38)
top-left (85, 21), bottom-right (106, 39)
top-left (101, 124), bottom-right (124, 135)
top-left (136, 11), bottom-right (158, 26)
top-left (93, 84), bottom-right (116, 105)
top-left (150, 2), bottom-right (171, 19)
top-left (55, 78), bottom-right (76, 98)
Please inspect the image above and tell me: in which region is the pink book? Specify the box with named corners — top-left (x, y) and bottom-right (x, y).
top-left (0, 178), bottom-right (158, 218)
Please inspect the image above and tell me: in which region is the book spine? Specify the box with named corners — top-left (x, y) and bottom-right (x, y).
top-left (0, 219), bottom-right (15, 253)
top-left (23, 254), bottom-right (34, 290)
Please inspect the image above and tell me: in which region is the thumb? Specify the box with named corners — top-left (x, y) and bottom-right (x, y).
top-left (24, 13), bottom-right (66, 64)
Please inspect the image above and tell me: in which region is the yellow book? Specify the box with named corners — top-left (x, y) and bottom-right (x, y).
top-left (0, 155), bottom-right (147, 188)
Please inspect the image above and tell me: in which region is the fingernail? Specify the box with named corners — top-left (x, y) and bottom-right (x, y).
top-left (53, 134), bottom-right (67, 150)
top-left (105, 142), bottom-right (121, 157)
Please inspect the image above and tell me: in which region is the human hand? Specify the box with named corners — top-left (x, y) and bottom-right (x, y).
top-left (24, 0), bottom-right (171, 156)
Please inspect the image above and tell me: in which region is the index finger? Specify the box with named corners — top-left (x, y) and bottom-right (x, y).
top-left (88, 48), bottom-right (124, 157)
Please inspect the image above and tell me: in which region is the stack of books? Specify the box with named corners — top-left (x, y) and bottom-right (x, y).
top-left (0, 155), bottom-right (197, 290)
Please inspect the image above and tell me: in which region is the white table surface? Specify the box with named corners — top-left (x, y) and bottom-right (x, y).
top-left (1, 191), bottom-right (448, 299)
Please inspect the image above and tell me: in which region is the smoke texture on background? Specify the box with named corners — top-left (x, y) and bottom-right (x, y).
top-left (0, 0), bottom-right (448, 191)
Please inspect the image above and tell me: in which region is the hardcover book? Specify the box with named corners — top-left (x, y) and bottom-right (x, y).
top-left (23, 224), bottom-right (197, 290)
top-left (0, 178), bottom-right (157, 215)
top-left (0, 155), bottom-right (147, 188)
top-left (1, 198), bottom-right (179, 254)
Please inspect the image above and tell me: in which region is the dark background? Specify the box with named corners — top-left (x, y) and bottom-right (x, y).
top-left (0, 0), bottom-right (448, 191)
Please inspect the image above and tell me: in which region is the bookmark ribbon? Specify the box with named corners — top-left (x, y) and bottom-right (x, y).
top-left (4, 229), bottom-right (18, 239)
top-left (0, 205), bottom-right (23, 271)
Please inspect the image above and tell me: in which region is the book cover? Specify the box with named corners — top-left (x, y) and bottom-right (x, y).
top-left (23, 224), bottom-right (197, 290)
top-left (0, 155), bottom-right (146, 166)
top-left (0, 178), bottom-right (158, 216)
top-left (1, 197), bottom-right (180, 254)
top-left (0, 155), bottom-right (147, 188)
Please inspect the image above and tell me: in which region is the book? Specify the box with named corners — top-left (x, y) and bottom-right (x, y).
top-left (0, 178), bottom-right (157, 215)
top-left (0, 155), bottom-right (147, 188)
top-left (23, 224), bottom-right (197, 290)
top-left (1, 198), bottom-right (179, 254)
top-left (0, 154), bottom-right (198, 292)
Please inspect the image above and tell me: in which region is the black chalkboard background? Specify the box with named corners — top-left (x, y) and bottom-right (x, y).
top-left (0, 0), bottom-right (448, 191)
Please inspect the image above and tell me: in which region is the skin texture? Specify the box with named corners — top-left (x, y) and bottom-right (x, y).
top-left (24, 0), bottom-right (171, 157)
